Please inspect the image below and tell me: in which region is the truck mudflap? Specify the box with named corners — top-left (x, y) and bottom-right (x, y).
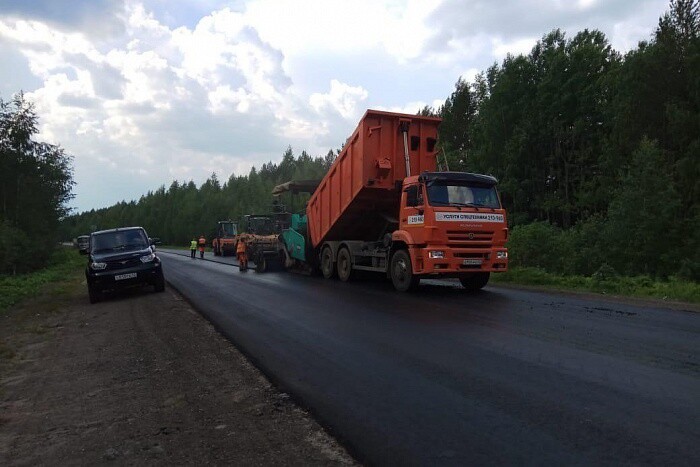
top-left (409, 247), bottom-right (508, 275)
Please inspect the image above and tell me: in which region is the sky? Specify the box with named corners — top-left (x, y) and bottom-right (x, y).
top-left (0, 0), bottom-right (670, 213)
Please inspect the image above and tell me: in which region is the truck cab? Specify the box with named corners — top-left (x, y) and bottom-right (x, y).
top-left (396, 172), bottom-right (508, 290)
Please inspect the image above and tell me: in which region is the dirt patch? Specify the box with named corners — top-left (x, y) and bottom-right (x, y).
top-left (0, 273), bottom-right (355, 465)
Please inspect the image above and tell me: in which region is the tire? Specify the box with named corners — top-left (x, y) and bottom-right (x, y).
top-left (459, 272), bottom-right (490, 292)
top-left (279, 250), bottom-right (289, 271)
top-left (154, 271), bottom-right (165, 293)
top-left (255, 253), bottom-right (267, 273)
top-left (390, 250), bottom-right (420, 292)
top-left (88, 284), bottom-right (101, 304)
top-left (321, 246), bottom-right (335, 279)
top-left (337, 248), bottom-right (353, 282)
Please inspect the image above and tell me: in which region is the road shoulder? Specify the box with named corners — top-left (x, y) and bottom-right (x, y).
top-left (0, 272), bottom-right (354, 465)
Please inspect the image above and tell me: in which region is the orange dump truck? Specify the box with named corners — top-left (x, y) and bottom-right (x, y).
top-left (276, 109), bottom-right (508, 291)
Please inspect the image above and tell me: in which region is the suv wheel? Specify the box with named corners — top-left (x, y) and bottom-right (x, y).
top-left (154, 271), bottom-right (165, 293)
top-left (88, 284), bottom-right (101, 304)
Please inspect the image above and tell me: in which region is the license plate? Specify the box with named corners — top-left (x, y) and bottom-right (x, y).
top-left (114, 272), bottom-right (137, 281)
top-left (462, 259), bottom-right (482, 266)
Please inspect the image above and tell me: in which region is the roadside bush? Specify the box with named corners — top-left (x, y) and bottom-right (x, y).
top-left (507, 220), bottom-right (607, 275)
top-left (493, 266), bottom-right (700, 303)
top-left (604, 139), bottom-right (683, 277)
top-left (0, 221), bottom-right (35, 275)
top-left (677, 213), bottom-right (700, 281)
top-left (592, 264), bottom-right (618, 282)
top-left (0, 247), bottom-right (84, 311)
top-left (507, 221), bottom-right (567, 272)
top-left (559, 215), bottom-right (607, 276)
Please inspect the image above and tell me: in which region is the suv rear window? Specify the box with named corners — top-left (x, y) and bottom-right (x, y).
top-left (92, 230), bottom-right (149, 253)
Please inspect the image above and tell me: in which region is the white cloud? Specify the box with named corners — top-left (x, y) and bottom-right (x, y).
top-left (460, 68), bottom-right (481, 83)
top-left (493, 37), bottom-right (538, 59)
top-left (376, 99), bottom-right (444, 115)
top-left (0, 0), bottom-right (672, 211)
top-left (309, 79), bottom-right (368, 120)
top-left (244, 0), bottom-right (441, 64)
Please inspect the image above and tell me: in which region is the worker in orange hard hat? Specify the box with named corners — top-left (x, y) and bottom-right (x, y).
top-left (236, 235), bottom-right (248, 271)
top-left (198, 234), bottom-right (206, 259)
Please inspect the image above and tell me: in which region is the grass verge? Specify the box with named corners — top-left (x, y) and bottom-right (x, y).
top-left (491, 267), bottom-right (700, 304)
top-left (0, 247), bottom-right (85, 312)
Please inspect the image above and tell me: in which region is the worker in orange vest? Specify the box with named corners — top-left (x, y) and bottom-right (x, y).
top-left (236, 235), bottom-right (248, 271)
top-left (198, 234), bottom-right (206, 259)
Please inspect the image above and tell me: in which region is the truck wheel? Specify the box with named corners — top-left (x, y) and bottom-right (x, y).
top-left (321, 247), bottom-right (335, 279)
top-left (459, 272), bottom-right (490, 292)
top-left (391, 250), bottom-right (420, 292)
top-left (278, 251), bottom-right (286, 271)
top-left (88, 284), bottom-right (101, 304)
top-left (255, 253), bottom-right (267, 273)
top-left (337, 248), bottom-right (353, 282)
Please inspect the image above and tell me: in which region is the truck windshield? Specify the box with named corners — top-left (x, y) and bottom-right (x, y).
top-left (248, 218), bottom-right (275, 235)
top-left (426, 183), bottom-right (501, 209)
top-left (220, 223), bottom-right (237, 236)
top-left (92, 230), bottom-right (149, 253)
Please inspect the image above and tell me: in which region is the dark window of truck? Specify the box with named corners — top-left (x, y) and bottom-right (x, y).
top-left (405, 185), bottom-right (420, 207)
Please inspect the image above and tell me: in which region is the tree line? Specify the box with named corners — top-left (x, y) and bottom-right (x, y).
top-left (426, 0), bottom-right (698, 280)
top-left (59, 148), bottom-right (336, 246)
top-left (63, 0), bottom-right (698, 280)
top-left (1, 94), bottom-right (74, 274)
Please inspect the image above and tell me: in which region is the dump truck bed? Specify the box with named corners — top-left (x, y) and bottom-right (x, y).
top-left (307, 110), bottom-right (441, 247)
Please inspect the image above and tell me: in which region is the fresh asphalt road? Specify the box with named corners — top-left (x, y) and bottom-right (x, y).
top-left (158, 249), bottom-right (700, 466)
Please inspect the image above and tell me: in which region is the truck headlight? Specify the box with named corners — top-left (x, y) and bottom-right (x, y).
top-left (140, 253), bottom-right (156, 263)
top-left (91, 262), bottom-right (107, 270)
top-left (496, 251), bottom-right (508, 259)
top-left (428, 250), bottom-right (445, 259)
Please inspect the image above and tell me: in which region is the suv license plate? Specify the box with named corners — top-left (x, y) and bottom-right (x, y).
top-left (114, 272), bottom-right (137, 281)
top-left (462, 259), bottom-right (482, 266)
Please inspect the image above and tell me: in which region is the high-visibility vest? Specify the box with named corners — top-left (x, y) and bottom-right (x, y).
top-left (190, 240), bottom-right (197, 249)
top-left (236, 239), bottom-right (246, 254)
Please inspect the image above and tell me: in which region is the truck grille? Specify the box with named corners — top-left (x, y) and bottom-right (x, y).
top-left (453, 252), bottom-right (490, 259)
top-left (106, 258), bottom-right (141, 270)
top-left (446, 230), bottom-right (493, 249)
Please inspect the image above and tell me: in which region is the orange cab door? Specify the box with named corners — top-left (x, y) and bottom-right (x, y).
top-left (400, 183), bottom-right (426, 245)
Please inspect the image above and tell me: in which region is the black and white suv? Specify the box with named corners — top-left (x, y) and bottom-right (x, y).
top-left (84, 227), bottom-right (164, 303)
